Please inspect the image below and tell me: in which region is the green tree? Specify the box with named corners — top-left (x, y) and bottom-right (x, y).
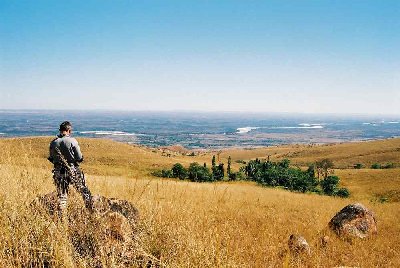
top-left (321, 175), bottom-right (339, 196)
top-left (211, 155), bottom-right (225, 180)
top-left (216, 163), bottom-right (224, 180)
top-left (307, 164), bottom-right (315, 178)
top-left (242, 158), bottom-right (319, 193)
top-left (188, 162), bottom-right (212, 182)
top-left (227, 156), bottom-right (232, 177)
top-left (172, 163), bottom-right (187, 179)
top-left (212, 155), bottom-right (216, 169)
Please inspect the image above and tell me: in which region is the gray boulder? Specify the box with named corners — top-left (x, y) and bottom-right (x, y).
top-left (329, 203), bottom-right (377, 239)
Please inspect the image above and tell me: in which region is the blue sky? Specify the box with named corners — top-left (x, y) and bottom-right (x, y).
top-left (0, 0), bottom-right (399, 114)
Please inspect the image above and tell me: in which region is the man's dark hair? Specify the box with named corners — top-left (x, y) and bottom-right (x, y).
top-left (59, 121), bottom-right (72, 132)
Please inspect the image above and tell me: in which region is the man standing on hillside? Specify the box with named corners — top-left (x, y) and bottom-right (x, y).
top-left (48, 121), bottom-right (93, 215)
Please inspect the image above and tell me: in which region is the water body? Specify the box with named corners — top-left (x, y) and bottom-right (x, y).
top-left (0, 110), bottom-right (399, 149)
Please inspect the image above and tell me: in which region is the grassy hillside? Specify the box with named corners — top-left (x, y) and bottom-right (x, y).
top-left (0, 137), bottom-right (399, 267)
top-left (218, 138), bottom-right (400, 168)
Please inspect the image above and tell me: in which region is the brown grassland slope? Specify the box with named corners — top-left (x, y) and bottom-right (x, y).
top-left (0, 137), bottom-right (399, 267)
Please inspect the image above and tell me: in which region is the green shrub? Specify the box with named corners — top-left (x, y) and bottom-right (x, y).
top-left (188, 162), bottom-right (212, 182)
top-left (321, 175), bottom-right (340, 196)
top-left (371, 163), bottom-right (381, 169)
top-left (335, 188), bottom-right (350, 198)
top-left (172, 163), bottom-right (187, 179)
top-left (383, 163), bottom-right (395, 169)
top-left (228, 171), bottom-right (245, 181)
top-left (354, 163), bottom-right (364, 169)
top-left (161, 169), bottom-right (173, 178)
top-left (371, 163), bottom-right (396, 169)
top-left (151, 170), bottom-right (163, 177)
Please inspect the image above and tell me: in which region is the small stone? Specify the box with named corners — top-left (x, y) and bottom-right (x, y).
top-left (321, 235), bottom-right (330, 247)
top-left (288, 234), bottom-right (311, 255)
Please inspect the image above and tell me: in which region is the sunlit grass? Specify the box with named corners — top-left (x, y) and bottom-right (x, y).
top-left (0, 137), bottom-right (399, 267)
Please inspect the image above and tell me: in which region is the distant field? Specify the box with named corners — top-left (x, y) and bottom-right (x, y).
top-left (0, 137), bottom-right (399, 267)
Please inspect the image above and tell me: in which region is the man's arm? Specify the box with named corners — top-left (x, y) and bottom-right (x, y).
top-left (71, 138), bottom-right (84, 162)
top-left (48, 142), bottom-right (54, 163)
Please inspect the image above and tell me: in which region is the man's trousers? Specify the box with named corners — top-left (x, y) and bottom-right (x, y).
top-left (53, 165), bottom-right (93, 213)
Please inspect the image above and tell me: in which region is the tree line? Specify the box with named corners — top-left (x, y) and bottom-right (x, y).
top-left (152, 156), bottom-right (242, 182)
top-left (152, 156), bottom-right (349, 197)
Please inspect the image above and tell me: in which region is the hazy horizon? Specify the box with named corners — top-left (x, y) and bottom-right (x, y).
top-left (1, 109), bottom-right (399, 148)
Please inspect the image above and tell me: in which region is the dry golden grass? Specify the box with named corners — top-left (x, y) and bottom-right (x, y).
top-left (0, 137), bottom-right (399, 267)
top-left (218, 138), bottom-right (400, 169)
top-left (336, 169), bottom-right (400, 202)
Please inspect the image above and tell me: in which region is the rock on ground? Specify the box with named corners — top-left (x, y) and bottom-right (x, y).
top-left (91, 194), bottom-right (139, 230)
top-left (31, 192), bottom-right (153, 267)
top-left (288, 234), bottom-right (311, 255)
top-left (35, 192), bottom-right (139, 227)
top-left (329, 203), bottom-right (377, 239)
